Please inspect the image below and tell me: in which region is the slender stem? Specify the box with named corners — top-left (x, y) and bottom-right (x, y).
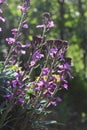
top-left (4, 12), bottom-right (25, 67)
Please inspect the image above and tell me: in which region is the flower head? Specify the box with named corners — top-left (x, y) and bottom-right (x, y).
top-left (6, 37), bottom-right (15, 45)
top-left (32, 51), bottom-right (44, 60)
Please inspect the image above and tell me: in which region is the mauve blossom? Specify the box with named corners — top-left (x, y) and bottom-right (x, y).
top-left (55, 97), bottom-right (62, 102)
top-left (4, 94), bottom-right (13, 99)
top-left (20, 50), bottom-right (26, 54)
top-left (21, 44), bottom-right (30, 48)
top-left (63, 63), bottom-right (71, 70)
top-left (48, 82), bottom-right (56, 92)
top-left (11, 28), bottom-right (18, 32)
top-left (11, 28), bottom-right (18, 35)
top-left (6, 37), bottom-right (15, 44)
top-left (0, 8), bottom-right (3, 13)
top-left (48, 21), bottom-right (54, 28)
top-left (32, 51), bottom-right (44, 60)
top-left (36, 24), bottom-right (44, 28)
top-left (48, 97), bottom-right (62, 106)
top-left (48, 101), bottom-right (57, 106)
top-left (43, 91), bottom-right (52, 98)
top-left (42, 68), bottom-right (50, 75)
top-left (49, 48), bottom-right (58, 58)
top-left (60, 75), bottom-right (68, 84)
top-left (0, 27), bottom-right (2, 32)
top-left (11, 80), bottom-right (17, 88)
top-left (17, 5), bottom-right (25, 12)
top-left (0, 0), bottom-right (4, 4)
top-left (4, 71), bottom-right (25, 104)
top-left (16, 89), bottom-right (25, 96)
top-left (17, 70), bottom-right (23, 77)
top-left (11, 77), bottom-right (22, 88)
top-left (36, 21), bottom-right (54, 29)
top-left (15, 98), bottom-right (25, 104)
top-left (35, 81), bottom-right (44, 91)
top-left (60, 75), bottom-right (68, 89)
top-left (57, 52), bottom-right (65, 61)
top-left (23, 23), bottom-right (28, 28)
top-left (6, 80), bottom-right (10, 86)
top-left (67, 71), bottom-right (73, 78)
top-left (30, 61), bottom-right (35, 66)
top-left (0, 16), bottom-right (5, 22)
top-left (0, 0), bottom-right (7, 5)
top-left (63, 83), bottom-right (68, 89)
top-left (58, 62), bottom-right (73, 79)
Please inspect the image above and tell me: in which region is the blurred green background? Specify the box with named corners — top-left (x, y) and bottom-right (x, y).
top-left (0, 0), bottom-right (87, 130)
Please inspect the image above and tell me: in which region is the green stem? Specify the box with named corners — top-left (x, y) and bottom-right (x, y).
top-left (4, 12), bottom-right (25, 68)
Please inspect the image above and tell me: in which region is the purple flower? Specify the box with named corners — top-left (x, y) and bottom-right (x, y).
top-left (17, 70), bottom-right (23, 78)
top-left (36, 24), bottom-right (44, 28)
top-left (0, 0), bottom-right (7, 5)
top-left (48, 101), bottom-right (57, 106)
top-left (30, 61), bottom-right (35, 66)
top-left (11, 28), bottom-right (18, 32)
top-left (63, 84), bottom-right (68, 89)
top-left (49, 48), bottom-right (58, 58)
top-left (4, 94), bottom-right (13, 99)
top-left (57, 52), bottom-right (65, 61)
top-left (48, 82), bottom-right (56, 92)
top-left (35, 81), bottom-right (44, 91)
top-left (67, 71), bottom-right (73, 78)
top-left (32, 51), bottom-right (44, 60)
top-left (48, 21), bottom-right (54, 28)
top-left (0, 0), bottom-right (4, 4)
top-left (21, 44), bottom-right (30, 48)
top-left (64, 63), bottom-right (71, 70)
top-left (43, 91), bottom-right (52, 98)
top-left (55, 97), bottom-right (62, 102)
top-left (20, 50), bottom-right (26, 54)
top-left (0, 9), bottom-right (3, 13)
top-left (11, 77), bottom-right (22, 89)
top-left (23, 23), bottom-right (28, 29)
top-left (48, 97), bottom-right (62, 106)
top-left (11, 80), bottom-right (17, 88)
top-left (17, 5), bottom-right (25, 12)
top-left (15, 98), bottom-right (25, 104)
top-left (42, 68), bottom-right (50, 75)
top-left (0, 27), bottom-right (2, 32)
top-left (16, 89), bottom-right (25, 96)
top-left (6, 37), bottom-right (15, 44)
top-left (60, 76), bottom-right (68, 89)
top-left (0, 16), bottom-right (5, 22)
top-left (60, 75), bottom-right (68, 84)
top-left (58, 57), bottom-right (72, 79)
top-left (6, 80), bottom-right (10, 86)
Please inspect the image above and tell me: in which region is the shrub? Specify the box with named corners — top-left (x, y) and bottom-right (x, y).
top-left (0, 0), bottom-right (72, 129)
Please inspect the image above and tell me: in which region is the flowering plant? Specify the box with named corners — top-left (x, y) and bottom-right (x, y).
top-left (0, 0), bottom-right (72, 130)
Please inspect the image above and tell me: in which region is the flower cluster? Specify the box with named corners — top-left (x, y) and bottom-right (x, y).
top-left (4, 11), bottom-right (72, 107)
top-left (0, 0), bottom-right (72, 129)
